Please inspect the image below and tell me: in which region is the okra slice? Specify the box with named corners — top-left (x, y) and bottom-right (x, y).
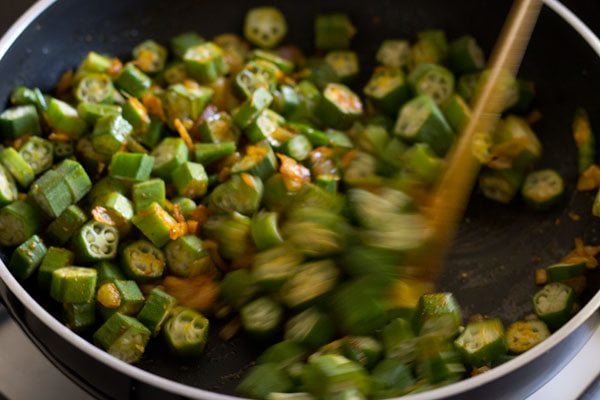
top-left (317, 83), bottom-right (363, 130)
top-left (287, 80), bottom-right (322, 124)
top-left (171, 197), bottom-right (197, 218)
top-left (506, 319), bottom-right (550, 354)
top-left (331, 279), bottom-right (388, 336)
top-left (171, 32), bottom-right (205, 60)
top-left (364, 67), bottom-right (410, 116)
top-left (46, 205), bottom-right (87, 245)
top-left (92, 114), bottom-right (132, 156)
top-left (133, 39), bottom-right (168, 73)
top-left (315, 14), bottom-right (356, 50)
top-left (54, 159), bottom-right (92, 203)
top-left (252, 49), bottom-right (295, 74)
top-left (139, 116), bottom-right (164, 149)
top-left (151, 137), bottom-right (189, 179)
top-left (402, 143), bottom-right (442, 185)
top-left (184, 42), bottom-right (228, 83)
top-left (50, 266), bottom-right (97, 303)
top-left (370, 359), bottom-right (415, 398)
top-left (302, 355), bottom-right (370, 398)
top-left (412, 29), bottom-right (448, 66)
top-left (38, 247), bottom-right (74, 291)
top-left (352, 124), bottom-right (389, 158)
top-left (376, 39), bottom-right (411, 69)
top-left (163, 83), bottom-right (213, 128)
top-left (0, 164), bottom-right (17, 206)
top-left (281, 134), bottom-right (313, 162)
top-left (121, 240), bottom-right (166, 282)
top-left (165, 235), bottom-right (211, 278)
top-left (414, 293), bottom-right (462, 338)
top-left (52, 140), bottom-right (74, 160)
top-left (441, 94), bottom-right (471, 133)
top-left (114, 63), bottom-right (152, 98)
top-left (280, 259), bottom-right (339, 309)
top-left (234, 67), bottom-right (270, 100)
top-left (131, 202), bottom-right (177, 247)
top-left (220, 269), bottom-right (259, 309)
top-left (408, 63), bottom-right (455, 105)
top-left (456, 72), bottom-right (481, 103)
top-left (394, 95), bottom-right (454, 156)
top-left (250, 211), bottom-right (284, 251)
top-left (491, 115), bottom-right (541, 170)
top-left (447, 35), bottom-right (485, 74)
top-left (203, 212), bottom-right (252, 260)
top-left (521, 169), bottom-right (564, 210)
top-left (122, 97), bottom-right (150, 135)
top-left (573, 108), bottom-right (595, 174)
top-left (29, 170), bottom-right (72, 218)
top-left (72, 221), bottom-right (119, 263)
top-left (416, 336), bottom-right (465, 384)
top-left (199, 112), bottom-right (240, 144)
top-left (232, 87), bottom-right (273, 129)
top-left (193, 142), bottom-right (236, 165)
top-left (0, 105), bottom-right (41, 138)
top-left (252, 245), bottom-right (303, 291)
top-left (108, 152), bottom-right (154, 182)
top-left (137, 288), bottom-right (177, 336)
top-left (258, 339), bottom-right (306, 373)
top-left (63, 302), bottom-right (96, 332)
top-left (246, 109), bottom-right (285, 144)
top-left (10, 86), bottom-right (46, 110)
top-left (132, 179), bottom-right (166, 213)
top-left (77, 51), bottom-right (112, 74)
top-left (262, 173), bottom-right (297, 211)
top-left (9, 234), bottom-right (47, 281)
top-left (479, 168), bottom-right (524, 204)
top-left (171, 161), bottom-right (208, 199)
top-left (18, 136), bottom-right (54, 175)
top-left (93, 312), bottom-right (151, 363)
top-left (381, 318), bottom-right (418, 363)
top-left (285, 307), bottom-right (334, 348)
top-left (0, 201), bottom-right (42, 247)
top-left (237, 363), bottom-right (294, 399)
top-left (87, 176), bottom-right (129, 206)
top-left (209, 173), bottom-right (263, 216)
top-left (244, 7), bottom-right (287, 49)
top-left (325, 51), bottom-right (359, 82)
top-left (90, 191), bottom-right (133, 235)
top-left (341, 336), bottom-right (383, 370)
top-left (74, 73), bottom-right (115, 104)
top-left (231, 142), bottom-right (278, 180)
top-left (240, 296), bottom-right (284, 339)
top-left (0, 147), bottom-right (35, 188)
top-left (46, 98), bottom-right (86, 138)
top-left (97, 280), bottom-right (145, 317)
top-left (96, 261), bottom-right (125, 286)
top-left (533, 282), bottom-right (575, 330)
top-left (454, 318), bottom-right (508, 368)
top-left (547, 262), bottom-right (586, 283)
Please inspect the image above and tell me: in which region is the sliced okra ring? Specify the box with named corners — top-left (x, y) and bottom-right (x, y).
top-left (77, 51), bottom-right (112, 74)
top-left (163, 308), bottom-right (210, 356)
top-left (137, 288), bottom-right (177, 336)
top-left (122, 97), bottom-right (151, 135)
top-left (411, 29), bottom-right (448, 66)
top-left (121, 240), bottom-right (166, 282)
top-left (151, 137), bottom-right (190, 179)
top-left (38, 246), bottom-right (74, 291)
top-left (9, 234), bottom-right (47, 281)
top-left (414, 292), bottom-right (462, 338)
top-left (408, 63), bottom-right (455, 105)
top-left (478, 168), bottom-right (524, 204)
top-left (162, 83), bottom-right (213, 129)
top-left (77, 102), bottom-right (122, 125)
top-left (251, 245), bottom-right (302, 291)
top-left (244, 7), bottom-right (287, 49)
top-left (92, 114), bottom-right (133, 156)
top-left (0, 147), bottom-right (35, 188)
top-left (132, 179), bottom-right (166, 213)
top-left (220, 268), bottom-right (259, 310)
top-left (281, 134), bottom-right (313, 162)
top-left (490, 115), bottom-right (541, 170)
top-left (314, 14), bottom-right (356, 50)
top-left (46, 205), bottom-right (88, 245)
top-left (454, 318), bottom-right (508, 368)
top-left (234, 68), bottom-right (270, 100)
top-left (250, 211), bottom-right (284, 251)
top-left (199, 111), bottom-right (240, 144)
top-left (171, 161), bottom-right (209, 199)
top-left (114, 63), bottom-right (152, 98)
top-left (272, 84), bottom-right (301, 116)
top-left (165, 235), bottom-right (212, 278)
top-left (521, 169), bottom-right (564, 210)
top-left (341, 336), bottom-right (383, 370)
top-left (28, 169), bottom-right (73, 218)
top-left (251, 49), bottom-right (294, 74)
top-left (97, 280), bottom-right (145, 317)
top-left (363, 66), bottom-right (411, 116)
top-left (74, 73), bottom-right (115, 104)
top-left (93, 312), bottom-right (151, 363)
top-left (193, 142), bottom-right (236, 166)
top-left (108, 151), bottom-right (155, 182)
top-left (19, 136), bottom-right (54, 175)
top-left (230, 142), bottom-right (278, 181)
top-left (240, 296), bottom-right (284, 339)
top-left (280, 260), bottom-right (339, 309)
top-left (317, 83), bottom-right (363, 130)
top-left (0, 200), bottom-right (42, 247)
top-left (376, 39), bottom-right (411, 69)
top-left (381, 317), bottom-right (417, 361)
top-left (50, 266), bottom-right (97, 303)
top-left (95, 260), bottom-right (125, 287)
top-left (171, 197), bottom-right (197, 218)
top-left (208, 173), bottom-right (264, 216)
top-left (171, 32), bottom-right (205, 60)
top-left (441, 94), bottom-right (472, 133)
top-left (370, 358), bottom-right (415, 397)
top-left (237, 363), bottom-right (295, 399)
top-left (447, 35), bottom-right (486, 74)
top-left (203, 212), bottom-right (252, 260)
top-left (63, 302), bottom-right (96, 332)
top-left (285, 307), bottom-right (334, 348)
top-left (72, 221), bottom-right (120, 263)
top-left (302, 355), bottom-right (370, 398)
top-left (133, 39), bottom-right (168, 73)
top-left (183, 42), bottom-right (229, 83)
top-left (246, 109), bottom-right (285, 144)
top-left (401, 143), bottom-right (443, 186)
top-left (232, 87), bottom-right (273, 129)
top-left (324, 51), bottom-right (359, 82)
top-left (0, 164), bottom-right (18, 206)
top-left (0, 104), bottom-right (41, 138)
top-left (46, 98), bottom-right (87, 138)
top-left (532, 282), bottom-right (575, 330)
top-left (131, 202), bottom-right (177, 248)
top-left (54, 159), bottom-right (93, 203)
top-left (506, 319), bottom-right (550, 354)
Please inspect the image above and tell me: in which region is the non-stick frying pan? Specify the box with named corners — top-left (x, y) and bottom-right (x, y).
top-left (0, 0), bottom-right (599, 399)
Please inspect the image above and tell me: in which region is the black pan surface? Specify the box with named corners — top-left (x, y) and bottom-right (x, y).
top-left (0, 0), bottom-right (599, 398)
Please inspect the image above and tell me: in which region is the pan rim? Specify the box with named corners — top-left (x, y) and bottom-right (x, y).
top-left (0, 0), bottom-right (599, 399)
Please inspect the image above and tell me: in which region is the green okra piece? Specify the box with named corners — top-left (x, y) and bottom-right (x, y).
top-left (394, 95), bottom-right (454, 156)
top-left (411, 29), bottom-right (448, 66)
top-left (237, 363), bottom-right (294, 399)
top-left (234, 66), bottom-right (270, 100)
top-left (244, 6), bottom-right (288, 48)
top-left (251, 245), bottom-right (302, 291)
top-left (209, 173), bottom-right (264, 216)
top-left (86, 176), bottom-right (129, 207)
top-left (133, 39), bottom-right (168, 74)
top-left (414, 292), bottom-right (462, 338)
top-left (546, 262), bottom-right (586, 283)
top-left (0, 200), bottom-right (42, 247)
top-left (165, 235), bottom-right (212, 278)
top-left (52, 140), bottom-right (74, 160)
top-left (121, 239), bottom-right (166, 282)
top-left (286, 182), bottom-right (345, 214)
top-left (163, 83), bottom-right (213, 128)
top-left (29, 170), bottom-right (72, 218)
top-left (408, 63), bottom-right (455, 105)
top-left (262, 173), bottom-right (297, 211)
top-left (138, 116), bottom-right (165, 149)
top-left (454, 318), bottom-right (508, 368)
top-left (46, 98), bottom-right (86, 138)
top-left (251, 49), bottom-right (294, 74)
top-left (75, 135), bottom-right (110, 173)
top-left (171, 32), bottom-right (205, 59)
top-left (317, 83), bottom-right (363, 130)
top-left (0, 164), bottom-right (18, 206)
top-left (162, 61), bottom-right (190, 85)
top-left (258, 340), bottom-right (306, 369)
top-left (402, 143), bottom-right (443, 186)
top-left (114, 63), bottom-right (152, 98)
top-left (132, 179), bottom-right (166, 213)
top-left (220, 269), bottom-right (259, 309)
top-left (232, 87), bottom-right (273, 129)
top-left (163, 307), bottom-right (210, 356)
top-left (151, 137), bottom-right (189, 179)
top-left (491, 115), bottom-right (542, 170)
top-left (199, 111), bottom-right (240, 144)
top-left (18, 136), bottom-right (54, 175)
top-left (509, 79), bottom-right (536, 113)
top-left (50, 266), bottom-right (97, 303)
top-left (77, 51), bottom-right (112, 75)
top-left (97, 280), bottom-right (145, 318)
top-left (90, 191), bottom-right (134, 235)
top-left (573, 108), bottom-right (595, 174)
top-left (93, 312), bottom-right (151, 363)
top-left (74, 73), bottom-right (115, 104)
top-left (281, 134), bottom-right (313, 162)
top-left (0, 104), bottom-right (41, 138)
top-left (131, 202), bottom-right (177, 247)
top-left (416, 336), bottom-right (465, 384)
top-left (364, 67), bottom-right (410, 116)
top-left (285, 307), bottom-right (335, 348)
top-left (38, 247), bottom-right (74, 291)
top-left (376, 39), bottom-right (411, 69)
top-left (533, 282), bottom-right (575, 330)
top-left (10, 86), bottom-right (46, 110)
top-left (521, 169), bottom-right (564, 210)
top-left (171, 197), bottom-right (197, 218)
top-left (479, 168), bottom-right (525, 204)
top-left (171, 161), bottom-right (208, 199)
top-left (250, 211), bottom-right (284, 251)
top-left (95, 260), bottom-right (125, 287)
top-left (331, 279), bottom-right (388, 336)
top-left (9, 234), bottom-right (47, 281)
top-left (370, 359), bottom-right (415, 398)
top-left (137, 288), bottom-right (177, 336)
top-left (108, 152), bottom-right (154, 182)
top-left (279, 259), bottom-right (339, 309)
top-left (314, 174), bottom-right (339, 193)
top-left (246, 109), bottom-right (285, 145)
top-left (325, 50), bottom-right (359, 82)
top-left (77, 102), bottom-right (122, 125)
top-left (193, 142), bottom-right (236, 165)
top-left (0, 147), bottom-right (35, 188)
top-left (441, 94), bottom-right (471, 133)
top-left (240, 296), bottom-right (284, 339)
top-left (231, 141), bottom-right (278, 181)
top-left (92, 115), bottom-right (132, 156)
top-left (63, 302), bottom-right (96, 332)
top-left (54, 159), bottom-right (92, 203)
top-left (352, 124), bottom-right (389, 157)
top-left (457, 72), bottom-right (481, 103)
top-left (302, 355), bottom-right (370, 398)
top-left (506, 319), bottom-right (550, 354)
top-left (272, 84), bottom-right (301, 117)
top-left (184, 42), bottom-right (228, 83)
top-left (341, 336), bottom-right (383, 371)
top-left (314, 14), bottom-right (356, 50)
top-left (71, 221), bottom-right (119, 263)
top-left (447, 35), bottom-right (486, 74)
top-left (203, 212), bottom-right (253, 260)
top-left (46, 205), bottom-right (87, 245)
top-left (382, 318), bottom-right (417, 363)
